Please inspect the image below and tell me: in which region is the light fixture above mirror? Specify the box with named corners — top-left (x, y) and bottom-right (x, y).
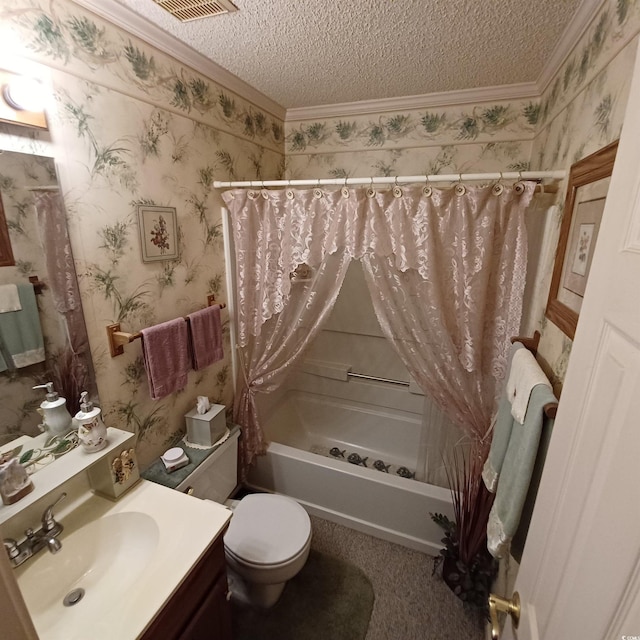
top-left (0, 70), bottom-right (47, 130)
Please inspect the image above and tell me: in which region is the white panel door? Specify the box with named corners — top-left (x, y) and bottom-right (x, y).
top-left (502, 41), bottom-right (640, 640)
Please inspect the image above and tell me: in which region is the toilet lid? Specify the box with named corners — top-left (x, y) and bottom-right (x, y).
top-left (224, 494), bottom-right (311, 566)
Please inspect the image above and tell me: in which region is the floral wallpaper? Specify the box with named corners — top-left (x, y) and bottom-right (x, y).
top-left (1, 0), bottom-right (284, 468)
top-left (7, 2), bottom-right (283, 154)
top-left (286, 100), bottom-right (538, 154)
top-left (529, 0), bottom-right (640, 391)
top-left (286, 141), bottom-right (533, 183)
top-left (285, 101), bottom-right (535, 179)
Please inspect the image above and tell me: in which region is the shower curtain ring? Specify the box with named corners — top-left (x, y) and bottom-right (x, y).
top-left (455, 173), bottom-right (466, 196)
top-left (393, 176), bottom-right (402, 198)
top-left (366, 176), bottom-right (375, 198)
top-left (493, 172), bottom-right (505, 196)
top-left (423, 174), bottom-right (432, 197)
top-left (514, 170), bottom-right (526, 195)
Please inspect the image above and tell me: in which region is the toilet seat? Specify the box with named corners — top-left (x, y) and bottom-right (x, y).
top-left (225, 534), bottom-right (311, 570)
top-left (224, 493), bottom-right (311, 567)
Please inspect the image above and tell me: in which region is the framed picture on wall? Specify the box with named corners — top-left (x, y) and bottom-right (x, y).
top-left (137, 205), bottom-right (179, 262)
top-left (545, 140), bottom-right (618, 339)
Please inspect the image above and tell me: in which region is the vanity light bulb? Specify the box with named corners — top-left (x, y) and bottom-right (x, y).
top-left (2, 77), bottom-right (44, 112)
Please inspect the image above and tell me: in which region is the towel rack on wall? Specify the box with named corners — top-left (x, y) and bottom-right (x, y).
top-left (510, 331), bottom-right (558, 419)
top-left (28, 275), bottom-right (46, 295)
top-left (106, 294), bottom-right (226, 358)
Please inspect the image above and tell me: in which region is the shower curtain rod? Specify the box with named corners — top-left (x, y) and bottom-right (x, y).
top-left (213, 170), bottom-right (566, 189)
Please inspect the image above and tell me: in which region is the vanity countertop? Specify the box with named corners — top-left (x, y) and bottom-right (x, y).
top-left (15, 479), bottom-right (232, 640)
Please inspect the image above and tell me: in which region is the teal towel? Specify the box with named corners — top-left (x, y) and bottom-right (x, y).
top-left (482, 391), bottom-right (515, 492)
top-left (0, 284), bottom-right (45, 372)
top-left (482, 343), bottom-right (525, 492)
top-left (487, 383), bottom-right (557, 558)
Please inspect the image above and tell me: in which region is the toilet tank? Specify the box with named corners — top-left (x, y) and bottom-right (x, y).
top-left (176, 428), bottom-right (239, 503)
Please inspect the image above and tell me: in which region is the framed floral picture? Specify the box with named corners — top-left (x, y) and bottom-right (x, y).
top-left (545, 140), bottom-right (618, 339)
top-left (137, 205), bottom-right (179, 262)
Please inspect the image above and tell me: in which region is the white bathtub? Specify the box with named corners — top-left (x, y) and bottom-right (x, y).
top-left (248, 381), bottom-right (454, 555)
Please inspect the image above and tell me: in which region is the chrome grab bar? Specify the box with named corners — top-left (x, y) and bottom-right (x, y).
top-left (346, 371), bottom-right (409, 387)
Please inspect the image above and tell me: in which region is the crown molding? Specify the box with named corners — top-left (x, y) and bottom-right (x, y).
top-left (69, 0), bottom-right (605, 126)
top-left (536, 0), bottom-right (606, 94)
top-left (69, 0), bottom-right (286, 121)
top-left (284, 82), bottom-right (540, 122)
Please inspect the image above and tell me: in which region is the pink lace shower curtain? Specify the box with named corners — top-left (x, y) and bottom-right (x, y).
top-left (223, 183), bottom-right (533, 472)
top-left (223, 188), bottom-right (362, 474)
top-left (34, 190), bottom-right (94, 396)
top-left (361, 185), bottom-right (531, 443)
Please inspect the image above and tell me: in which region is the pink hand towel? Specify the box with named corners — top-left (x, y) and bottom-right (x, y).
top-left (188, 304), bottom-right (224, 371)
top-left (141, 317), bottom-right (190, 400)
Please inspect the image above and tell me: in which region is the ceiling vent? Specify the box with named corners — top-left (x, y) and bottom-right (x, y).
top-left (153, 0), bottom-right (238, 22)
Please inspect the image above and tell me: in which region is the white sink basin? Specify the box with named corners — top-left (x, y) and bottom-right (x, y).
top-left (10, 480), bottom-right (231, 639)
top-left (17, 511), bottom-right (159, 637)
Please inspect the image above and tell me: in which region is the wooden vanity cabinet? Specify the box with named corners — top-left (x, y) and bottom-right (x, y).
top-left (140, 529), bottom-right (232, 640)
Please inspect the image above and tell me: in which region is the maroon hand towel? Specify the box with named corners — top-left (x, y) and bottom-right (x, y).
top-left (141, 317), bottom-right (190, 400)
top-left (187, 304), bottom-right (224, 371)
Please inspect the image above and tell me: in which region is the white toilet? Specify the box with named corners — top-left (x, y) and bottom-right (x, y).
top-left (224, 493), bottom-right (312, 608)
top-left (174, 428), bottom-right (312, 609)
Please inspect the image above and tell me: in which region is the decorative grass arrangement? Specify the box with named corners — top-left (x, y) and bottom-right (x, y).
top-left (432, 447), bottom-right (497, 610)
top-left (47, 347), bottom-right (90, 416)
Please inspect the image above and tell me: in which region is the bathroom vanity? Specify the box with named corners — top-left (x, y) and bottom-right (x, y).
top-left (9, 477), bottom-right (232, 639)
top-left (0, 425), bottom-right (235, 638)
top-left (141, 529), bottom-right (231, 640)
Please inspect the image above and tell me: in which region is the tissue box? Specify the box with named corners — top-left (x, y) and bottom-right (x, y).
top-left (185, 404), bottom-right (226, 447)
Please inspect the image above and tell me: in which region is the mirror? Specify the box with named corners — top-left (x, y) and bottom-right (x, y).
top-left (0, 150), bottom-right (96, 446)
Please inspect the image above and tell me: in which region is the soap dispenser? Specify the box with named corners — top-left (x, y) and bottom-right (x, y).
top-left (75, 391), bottom-right (108, 453)
top-left (33, 382), bottom-right (73, 437)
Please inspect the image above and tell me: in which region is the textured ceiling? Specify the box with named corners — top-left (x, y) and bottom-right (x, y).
top-left (114, 0), bottom-right (582, 109)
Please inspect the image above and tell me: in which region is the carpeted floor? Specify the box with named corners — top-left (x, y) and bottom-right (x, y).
top-left (231, 549), bottom-right (374, 640)
top-left (309, 516), bottom-right (485, 640)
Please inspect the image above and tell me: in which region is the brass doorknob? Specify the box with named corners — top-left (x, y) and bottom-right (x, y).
top-left (489, 591), bottom-right (520, 640)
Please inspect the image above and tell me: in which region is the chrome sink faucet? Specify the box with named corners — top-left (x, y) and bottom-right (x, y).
top-left (3, 492), bottom-right (66, 568)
